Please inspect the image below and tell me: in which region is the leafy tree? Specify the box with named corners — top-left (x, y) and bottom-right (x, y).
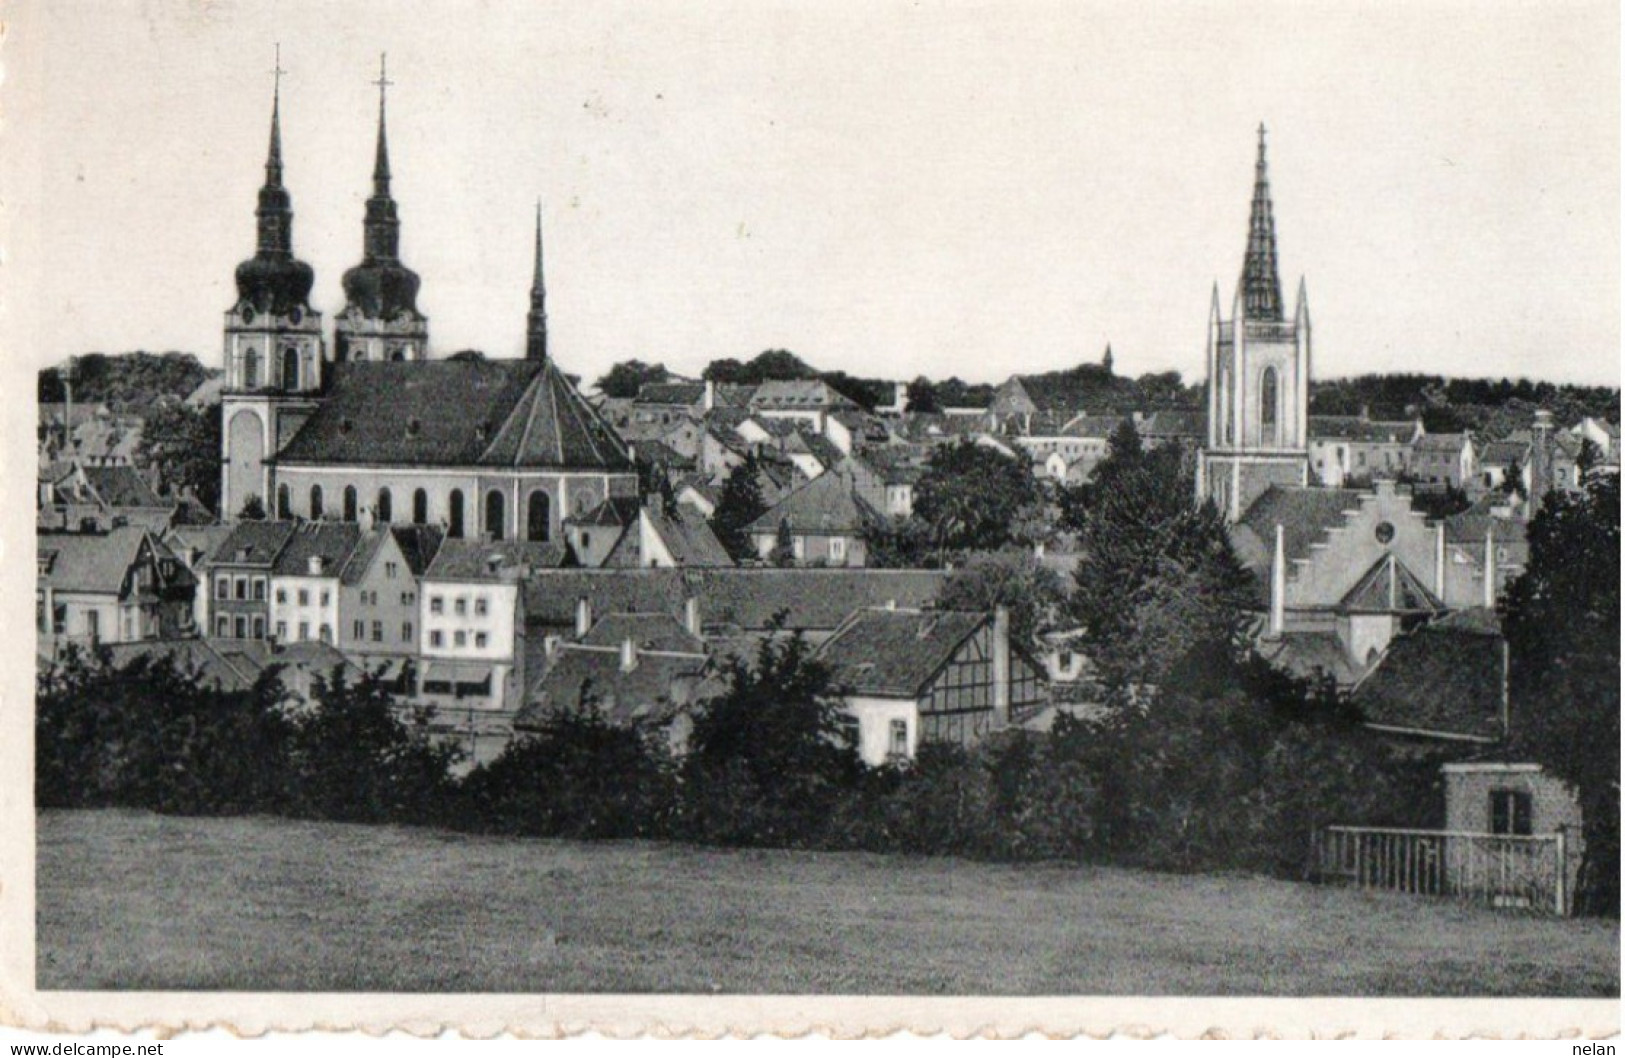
top-left (819, 370), bottom-right (890, 412)
top-left (912, 440), bottom-right (1043, 555)
top-left (702, 349), bottom-right (817, 384)
top-left (904, 376), bottom-right (941, 414)
top-left (136, 401), bottom-right (222, 514)
top-left (38, 351), bottom-right (213, 408)
top-left (710, 452), bottom-right (768, 559)
top-left (771, 517), bottom-right (796, 567)
top-left (1504, 472), bottom-right (1621, 916)
top-left (1068, 420), bottom-right (1255, 694)
top-left (446, 349), bottom-right (487, 362)
top-left (237, 494), bottom-right (267, 521)
top-left (937, 549), bottom-right (1067, 647)
top-left (681, 626), bottom-right (861, 846)
top-left (595, 359), bottom-right (670, 399)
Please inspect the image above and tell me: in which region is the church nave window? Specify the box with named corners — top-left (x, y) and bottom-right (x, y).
top-left (413, 488), bottom-right (428, 525)
top-left (485, 490), bottom-right (506, 541)
top-left (448, 490), bottom-right (465, 539)
top-left (377, 488), bottom-right (393, 523)
top-left (310, 485), bottom-right (324, 521)
top-left (343, 486), bottom-right (359, 523)
top-left (527, 490), bottom-right (551, 542)
top-left (281, 346), bottom-right (300, 390)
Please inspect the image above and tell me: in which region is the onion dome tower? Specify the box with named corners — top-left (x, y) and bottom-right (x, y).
top-left (221, 47), bottom-right (327, 521)
top-left (336, 55), bottom-right (429, 363)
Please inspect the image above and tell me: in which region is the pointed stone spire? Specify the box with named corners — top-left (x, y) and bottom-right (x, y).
top-left (373, 54), bottom-right (392, 194)
top-left (362, 54), bottom-right (400, 264)
top-left (234, 45), bottom-right (314, 315)
top-left (1241, 123), bottom-right (1284, 321)
top-left (256, 44), bottom-right (292, 258)
top-left (526, 202), bottom-right (548, 361)
top-left (339, 54), bottom-right (423, 328)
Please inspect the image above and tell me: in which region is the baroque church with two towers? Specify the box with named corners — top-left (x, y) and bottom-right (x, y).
top-left (218, 62), bottom-right (637, 547)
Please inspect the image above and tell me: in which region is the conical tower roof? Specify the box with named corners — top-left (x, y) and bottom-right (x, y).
top-left (1240, 123), bottom-right (1284, 322)
top-left (233, 51), bottom-right (315, 317)
top-left (341, 55), bottom-right (423, 321)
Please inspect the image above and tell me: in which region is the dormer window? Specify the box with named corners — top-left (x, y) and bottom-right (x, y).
top-left (308, 555), bottom-right (324, 575)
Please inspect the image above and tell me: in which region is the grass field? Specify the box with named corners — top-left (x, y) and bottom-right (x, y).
top-left (36, 809), bottom-right (1619, 995)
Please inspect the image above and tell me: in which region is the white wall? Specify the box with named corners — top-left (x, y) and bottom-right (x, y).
top-left (844, 695), bottom-right (918, 766)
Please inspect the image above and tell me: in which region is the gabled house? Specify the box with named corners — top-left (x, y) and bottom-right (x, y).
top-left (1351, 608), bottom-right (1508, 745)
top-left (204, 520), bottom-right (297, 642)
top-left (845, 448), bottom-right (926, 518)
top-left (269, 522), bottom-right (362, 646)
top-left (37, 526), bottom-right (196, 654)
top-left (747, 379), bottom-right (859, 432)
top-left (1308, 415), bottom-right (1422, 487)
top-left (38, 461), bottom-right (176, 533)
top-left (162, 523), bottom-right (236, 631)
top-left (1412, 433), bottom-right (1477, 491)
top-left (339, 524), bottom-right (444, 675)
top-left (746, 469), bottom-right (878, 567)
top-left (814, 606), bottom-right (1048, 765)
top-left (603, 504), bottom-right (733, 569)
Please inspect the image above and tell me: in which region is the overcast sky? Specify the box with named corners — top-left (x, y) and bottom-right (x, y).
top-left (3, 0), bottom-right (1619, 387)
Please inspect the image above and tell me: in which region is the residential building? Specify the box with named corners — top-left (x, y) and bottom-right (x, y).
top-left (269, 522), bottom-right (361, 646)
top-left (814, 607), bottom-right (1048, 765)
top-left (746, 469), bottom-right (877, 567)
top-left (338, 523), bottom-right (444, 675)
top-left (747, 379), bottom-right (859, 433)
top-left (1412, 433), bottom-right (1478, 491)
top-left (602, 504), bottom-right (733, 569)
top-left (204, 520), bottom-right (297, 642)
top-left (37, 461), bottom-right (176, 533)
top-left (846, 449), bottom-right (925, 518)
top-left (37, 527), bottom-right (196, 654)
top-left (1307, 415), bottom-right (1422, 487)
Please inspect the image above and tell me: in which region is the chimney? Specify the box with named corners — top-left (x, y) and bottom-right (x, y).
top-left (308, 554), bottom-right (324, 575)
top-left (575, 595), bottom-right (592, 638)
top-left (991, 605), bottom-right (1011, 729)
top-left (1269, 523), bottom-right (1286, 638)
top-left (1433, 522), bottom-right (1446, 600)
top-left (1529, 408), bottom-right (1555, 518)
top-left (620, 637), bottom-right (638, 673)
top-left (1483, 524), bottom-right (1497, 609)
top-left (359, 505), bottom-right (375, 532)
top-left (684, 595), bottom-right (701, 638)
top-left (703, 379), bottom-right (716, 412)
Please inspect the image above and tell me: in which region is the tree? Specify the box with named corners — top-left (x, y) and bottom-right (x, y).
top-left (136, 401), bottom-right (222, 514)
top-left (710, 453), bottom-right (768, 559)
top-left (1503, 473), bottom-right (1620, 916)
top-left (446, 350), bottom-right (487, 362)
top-left (1068, 420), bottom-right (1255, 694)
top-left (38, 351), bottom-right (213, 408)
top-left (237, 494), bottom-right (267, 521)
top-left (702, 349), bottom-right (817, 384)
top-left (681, 626), bottom-right (861, 846)
top-left (911, 440), bottom-right (1044, 556)
top-left (904, 376), bottom-right (941, 414)
top-left (771, 517), bottom-right (797, 567)
top-left (595, 359), bottom-right (670, 399)
top-left (937, 549), bottom-right (1067, 648)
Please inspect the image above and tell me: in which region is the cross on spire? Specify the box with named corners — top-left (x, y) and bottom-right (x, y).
top-left (1240, 121), bottom-right (1283, 321)
top-left (373, 53), bottom-right (393, 104)
top-left (271, 43), bottom-right (286, 104)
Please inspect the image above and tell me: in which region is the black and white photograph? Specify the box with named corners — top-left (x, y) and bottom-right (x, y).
top-left (1, 0), bottom-right (1618, 1039)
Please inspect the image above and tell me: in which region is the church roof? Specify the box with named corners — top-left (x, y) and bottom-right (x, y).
top-left (275, 359), bottom-right (632, 471)
top-left (1236, 486), bottom-right (1365, 566)
top-left (1337, 553), bottom-right (1445, 615)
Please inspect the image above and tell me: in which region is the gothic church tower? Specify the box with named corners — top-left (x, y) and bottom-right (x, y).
top-left (1196, 126), bottom-right (1312, 522)
top-left (220, 59), bottom-right (326, 520)
top-left (335, 56), bottom-right (429, 363)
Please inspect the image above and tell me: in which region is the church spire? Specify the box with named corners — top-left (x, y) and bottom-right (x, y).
top-left (526, 202), bottom-right (548, 361)
top-left (1241, 123), bottom-right (1284, 322)
top-left (362, 54), bottom-right (399, 263)
top-left (255, 44), bottom-right (293, 258)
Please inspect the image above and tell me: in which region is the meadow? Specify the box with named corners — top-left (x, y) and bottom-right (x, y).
top-left (36, 810), bottom-right (1620, 995)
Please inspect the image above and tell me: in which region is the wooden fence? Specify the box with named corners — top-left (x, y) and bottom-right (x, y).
top-left (1312, 826), bottom-right (1569, 916)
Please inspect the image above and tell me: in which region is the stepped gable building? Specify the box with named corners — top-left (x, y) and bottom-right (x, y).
top-left (334, 57), bottom-right (429, 365)
top-left (1196, 126), bottom-right (1312, 522)
top-left (219, 67), bottom-right (637, 537)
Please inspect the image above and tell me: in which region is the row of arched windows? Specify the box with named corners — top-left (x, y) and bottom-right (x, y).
top-left (265, 483), bottom-right (555, 543)
top-left (238, 347), bottom-right (305, 391)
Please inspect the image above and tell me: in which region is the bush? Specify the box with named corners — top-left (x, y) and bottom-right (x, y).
top-left (459, 707), bottom-right (676, 839)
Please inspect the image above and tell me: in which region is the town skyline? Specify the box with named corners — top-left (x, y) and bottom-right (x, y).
top-left (5, 1), bottom-right (1619, 389)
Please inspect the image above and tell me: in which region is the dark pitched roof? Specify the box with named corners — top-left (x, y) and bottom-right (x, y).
top-left (1415, 432), bottom-right (1471, 453)
top-left (425, 538), bottom-right (568, 582)
top-left (208, 520), bottom-right (297, 568)
top-left (276, 359), bottom-right (632, 471)
top-left (745, 470), bottom-right (877, 535)
top-left (339, 524), bottom-right (445, 586)
top-left (37, 526), bottom-right (159, 594)
top-left (749, 379), bottom-right (857, 409)
top-left (1139, 410), bottom-right (1206, 439)
top-left (1308, 417), bottom-right (1419, 444)
top-left (1060, 415), bottom-right (1126, 439)
top-left (566, 495), bottom-right (643, 528)
top-left (580, 612), bottom-right (704, 654)
top-left (100, 638), bottom-right (262, 693)
top-left (79, 465), bottom-right (167, 508)
top-left (1353, 615), bottom-right (1506, 741)
top-left (271, 522), bottom-right (363, 577)
top-left (1337, 554), bottom-right (1446, 615)
top-left (634, 382), bottom-right (706, 406)
top-left (636, 506), bottom-right (734, 568)
top-left (1256, 631), bottom-right (1364, 687)
top-left (1443, 498), bottom-right (1529, 548)
top-left (1236, 486), bottom-right (1366, 565)
top-left (1478, 440), bottom-right (1531, 467)
top-left (520, 568), bottom-right (952, 632)
top-left (816, 608), bottom-right (989, 698)
top-left (515, 646), bottom-right (716, 730)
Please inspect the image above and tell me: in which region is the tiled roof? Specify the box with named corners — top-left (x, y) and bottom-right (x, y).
top-left (1443, 498), bottom-right (1529, 547)
top-left (638, 506), bottom-right (734, 568)
top-left (634, 382), bottom-right (706, 406)
top-left (1060, 415), bottom-right (1125, 439)
top-left (1353, 614), bottom-right (1506, 741)
top-left (80, 466), bottom-right (167, 509)
top-left (425, 538), bottom-right (568, 582)
top-left (1478, 440), bottom-right (1530, 466)
top-left (815, 608), bottom-right (988, 698)
top-left (515, 646), bottom-right (717, 730)
top-left (101, 638), bottom-right (262, 693)
top-left (209, 520), bottom-right (297, 568)
top-left (566, 495), bottom-right (643, 529)
top-left (37, 526), bottom-right (160, 594)
top-left (1256, 631), bottom-right (1364, 687)
top-left (1236, 486), bottom-right (1366, 565)
top-left (339, 524), bottom-right (445, 586)
top-left (1139, 409), bottom-right (1206, 439)
top-left (1337, 554), bottom-right (1446, 615)
top-left (272, 522), bottom-right (362, 577)
top-left (1414, 432), bottom-right (1471, 453)
top-left (520, 568), bottom-right (951, 632)
top-left (276, 359), bottom-right (631, 471)
top-left (628, 438), bottom-right (696, 470)
top-left (163, 524), bottom-right (236, 563)
top-left (799, 431), bottom-right (847, 472)
top-left (580, 612), bottom-right (704, 654)
top-left (1308, 417), bottom-right (1418, 444)
top-left (749, 379), bottom-right (855, 409)
top-left (745, 470), bottom-right (877, 536)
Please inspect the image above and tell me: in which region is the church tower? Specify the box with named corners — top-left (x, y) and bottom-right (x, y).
top-left (335, 56), bottom-right (429, 363)
top-left (526, 203), bottom-right (548, 361)
top-left (1196, 126), bottom-right (1312, 522)
top-left (221, 53), bottom-right (326, 520)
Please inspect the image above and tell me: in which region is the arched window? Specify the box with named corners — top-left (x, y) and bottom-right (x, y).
top-left (343, 485), bottom-right (358, 522)
top-left (309, 485), bottom-right (324, 521)
top-left (243, 348), bottom-right (260, 390)
top-left (485, 490), bottom-right (506, 541)
top-left (376, 488), bottom-right (393, 523)
top-left (413, 488), bottom-right (428, 525)
top-left (1260, 367), bottom-right (1279, 446)
top-left (389, 347), bottom-right (406, 362)
top-left (276, 483), bottom-right (291, 519)
top-left (527, 490), bottom-right (551, 542)
top-left (448, 490), bottom-right (465, 538)
top-left (281, 346), bottom-right (300, 390)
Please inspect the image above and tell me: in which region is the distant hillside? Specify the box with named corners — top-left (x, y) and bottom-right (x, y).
top-left (1310, 374), bottom-right (1619, 437)
top-left (38, 352), bottom-right (217, 411)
